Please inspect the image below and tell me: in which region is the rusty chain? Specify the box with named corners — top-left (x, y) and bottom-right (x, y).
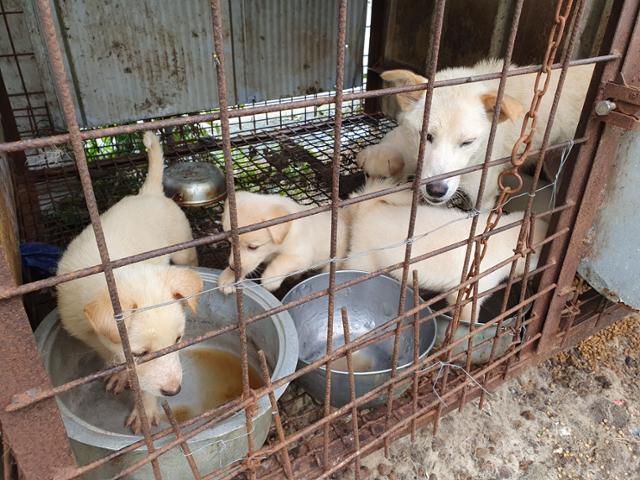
top-left (462, 0), bottom-right (576, 300)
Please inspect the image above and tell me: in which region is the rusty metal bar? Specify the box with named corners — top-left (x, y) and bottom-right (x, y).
top-left (527, 0), bottom-right (640, 355)
top-left (0, 249), bottom-right (76, 478)
top-left (54, 275), bottom-right (556, 480)
top-left (384, 0), bottom-right (446, 456)
top-left (32, 0), bottom-right (162, 476)
top-left (0, 136), bottom-right (585, 302)
top-left (2, 426), bottom-right (12, 480)
top-left (410, 271), bottom-right (421, 442)
top-left (161, 401), bottom-right (203, 480)
top-left (0, 55), bottom-right (617, 154)
top-left (53, 273), bottom-right (554, 479)
top-left (499, 0), bottom-right (590, 379)
top-left (208, 1), bottom-right (256, 478)
top-left (323, 0), bottom-right (349, 471)
top-left (478, 0), bottom-right (587, 409)
top-left (340, 308), bottom-right (361, 480)
top-left (440, 0), bottom-right (578, 430)
top-left (284, 333), bottom-right (544, 480)
top-left (6, 212), bottom-right (569, 416)
top-left (258, 350), bottom-right (294, 480)
top-left (457, 0), bottom-right (525, 412)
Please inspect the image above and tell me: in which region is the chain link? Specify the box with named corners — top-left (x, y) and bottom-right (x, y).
top-left (462, 0), bottom-right (576, 299)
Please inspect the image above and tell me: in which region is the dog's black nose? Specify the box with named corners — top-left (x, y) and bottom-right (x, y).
top-left (161, 385), bottom-right (181, 397)
top-left (425, 181), bottom-right (448, 199)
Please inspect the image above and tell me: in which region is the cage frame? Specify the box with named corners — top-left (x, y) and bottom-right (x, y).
top-left (0, 0), bottom-right (639, 479)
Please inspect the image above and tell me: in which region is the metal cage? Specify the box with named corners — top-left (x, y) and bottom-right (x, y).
top-left (1, 0), bottom-right (639, 479)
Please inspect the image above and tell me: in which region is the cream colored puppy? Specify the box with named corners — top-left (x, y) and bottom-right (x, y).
top-left (57, 131), bottom-right (203, 433)
top-left (357, 59), bottom-right (593, 208)
top-left (218, 191), bottom-right (349, 293)
top-left (344, 180), bottom-right (547, 321)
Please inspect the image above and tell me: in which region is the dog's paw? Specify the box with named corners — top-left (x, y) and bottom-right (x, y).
top-left (357, 145), bottom-right (404, 178)
top-left (355, 148), bottom-right (370, 169)
top-left (105, 370), bottom-right (130, 395)
top-left (262, 276), bottom-right (284, 292)
top-left (142, 130), bottom-right (157, 149)
top-left (126, 402), bottom-right (161, 434)
top-left (218, 268), bottom-right (237, 295)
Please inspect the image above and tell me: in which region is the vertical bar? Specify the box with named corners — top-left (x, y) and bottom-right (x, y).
top-left (32, 2), bottom-right (161, 477)
top-left (161, 402), bottom-right (202, 480)
top-left (0, 250), bottom-right (76, 479)
top-left (323, 0), bottom-right (348, 471)
top-left (410, 271), bottom-right (421, 442)
top-left (533, 0), bottom-right (640, 354)
top-left (478, 0), bottom-right (586, 406)
top-left (340, 308), bottom-right (361, 480)
top-left (2, 428), bottom-right (12, 480)
top-left (560, 277), bottom-right (584, 347)
top-left (433, 21), bottom-right (519, 433)
top-left (457, 0), bottom-right (526, 411)
top-left (390, 0), bottom-right (446, 443)
top-left (208, 1), bottom-right (256, 477)
top-left (258, 351), bottom-right (294, 480)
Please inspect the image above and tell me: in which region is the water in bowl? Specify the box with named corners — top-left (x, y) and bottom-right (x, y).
top-left (329, 351), bottom-right (375, 372)
top-left (173, 349), bottom-right (263, 423)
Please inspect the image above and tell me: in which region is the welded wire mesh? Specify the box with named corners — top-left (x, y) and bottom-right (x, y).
top-left (0, 0), bottom-right (636, 479)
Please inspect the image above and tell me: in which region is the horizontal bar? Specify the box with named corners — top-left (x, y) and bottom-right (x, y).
top-left (0, 55), bottom-right (616, 154)
top-left (0, 137), bottom-right (585, 301)
top-left (6, 202), bottom-right (573, 413)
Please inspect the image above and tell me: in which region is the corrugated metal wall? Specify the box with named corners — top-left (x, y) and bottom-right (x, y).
top-left (19, 0), bottom-right (367, 129)
top-left (578, 130), bottom-right (640, 309)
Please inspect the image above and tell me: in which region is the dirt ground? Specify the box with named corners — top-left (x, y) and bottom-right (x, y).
top-left (360, 314), bottom-right (640, 480)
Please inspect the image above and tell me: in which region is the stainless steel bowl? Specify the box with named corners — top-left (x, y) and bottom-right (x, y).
top-left (282, 270), bottom-right (437, 408)
top-left (35, 268), bottom-right (298, 479)
top-left (431, 283), bottom-right (532, 365)
top-left (163, 162), bottom-right (226, 207)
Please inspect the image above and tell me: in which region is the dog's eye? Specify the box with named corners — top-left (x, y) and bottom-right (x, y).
top-left (133, 350), bottom-right (149, 358)
top-left (426, 133), bottom-right (434, 143)
top-left (247, 244), bottom-right (260, 251)
top-left (460, 139), bottom-right (475, 147)
top-left (175, 335), bottom-right (182, 344)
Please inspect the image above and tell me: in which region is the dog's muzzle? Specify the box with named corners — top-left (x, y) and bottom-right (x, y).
top-left (425, 181), bottom-right (449, 199)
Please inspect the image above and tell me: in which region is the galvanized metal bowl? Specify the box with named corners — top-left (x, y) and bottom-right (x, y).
top-left (430, 282), bottom-right (532, 365)
top-left (282, 270), bottom-right (437, 408)
top-left (163, 162), bottom-right (226, 207)
top-left (35, 268), bottom-right (298, 480)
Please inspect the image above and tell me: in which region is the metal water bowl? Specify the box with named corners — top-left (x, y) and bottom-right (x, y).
top-left (282, 270), bottom-right (437, 408)
top-left (35, 268), bottom-right (298, 479)
top-left (430, 282), bottom-right (531, 365)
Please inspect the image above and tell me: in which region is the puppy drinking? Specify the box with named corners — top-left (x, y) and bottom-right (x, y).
top-left (218, 191), bottom-right (349, 293)
top-left (57, 131), bottom-right (203, 433)
top-left (357, 59), bottom-right (593, 208)
top-left (344, 180), bottom-right (547, 322)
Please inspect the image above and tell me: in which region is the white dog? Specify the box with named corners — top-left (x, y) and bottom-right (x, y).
top-left (218, 191), bottom-right (349, 293)
top-left (356, 59), bottom-right (593, 209)
top-left (57, 131), bottom-right (203, 433)
top-left (344, 180), bottom-right (548, 321)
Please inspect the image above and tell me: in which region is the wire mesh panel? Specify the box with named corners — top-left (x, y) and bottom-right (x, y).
top-left (0, 0), bottom-right (638, 479)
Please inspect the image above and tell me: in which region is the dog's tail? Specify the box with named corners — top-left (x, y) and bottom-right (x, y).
top-left (140, 131), bottom-right (165, 196)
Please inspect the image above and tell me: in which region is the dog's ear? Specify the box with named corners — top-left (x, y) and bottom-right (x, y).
top-left (84, 292), bottom-right (137, 344)
top-left (380, 70), bottom-right (428, 111)
top-left (480, 92), bottom-right (524, 123)
top-left (167, 267), bottom-right (204, 313)
top-left (265, 204), bottom-right (291, 245)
